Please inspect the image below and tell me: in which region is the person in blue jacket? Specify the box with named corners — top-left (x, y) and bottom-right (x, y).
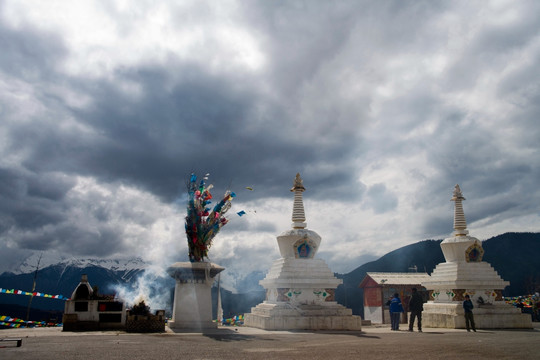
top-left (463, 294), bottom-right (476, 332)
top-left (389, 293), bottom-right (404, 331)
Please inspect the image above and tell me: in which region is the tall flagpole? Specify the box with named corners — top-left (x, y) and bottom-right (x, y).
top-left (216, 273), bottom-right (223, 325)
top-left (26, 253), bottom-right (43, 321)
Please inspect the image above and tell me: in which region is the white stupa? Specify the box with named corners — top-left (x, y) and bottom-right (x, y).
top-left (422, 185), bottom-right (532, 328)
top-left (244, 173), bottom-right (362, 330)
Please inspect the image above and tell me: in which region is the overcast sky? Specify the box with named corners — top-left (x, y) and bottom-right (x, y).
top-left (1, 1), bottom-right (539, 288)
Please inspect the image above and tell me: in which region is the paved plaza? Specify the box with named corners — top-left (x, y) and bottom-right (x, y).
top-left (1, 323), bottom-right (538, 360)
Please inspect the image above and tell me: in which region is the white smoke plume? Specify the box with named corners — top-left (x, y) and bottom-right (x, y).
top-left (114, 263), bottom-right (175, 312)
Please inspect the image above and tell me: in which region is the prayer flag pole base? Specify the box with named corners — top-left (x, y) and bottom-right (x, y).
top-left (167, 262), bottom-right (224, 331)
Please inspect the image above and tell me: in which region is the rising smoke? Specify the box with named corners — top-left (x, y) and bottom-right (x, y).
top-left (114, 263), bottom-right (176, 312)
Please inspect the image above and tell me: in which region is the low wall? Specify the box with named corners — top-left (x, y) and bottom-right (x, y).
top-left (62, 314), bottom-right (124, 331)
top-left (422, 303), bottom-right (532, 329)
top-left (126, 310), bottom-right (165, 333)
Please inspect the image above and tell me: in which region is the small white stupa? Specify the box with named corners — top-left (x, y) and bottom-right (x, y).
top-left (244, 173), bottom-right (362, 330)
top-left (422, 185), bottom-right (532, 329)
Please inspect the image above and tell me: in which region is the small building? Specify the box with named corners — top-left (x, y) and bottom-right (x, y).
top-left (359, 272), bottom-right (430, 324)
top-left (63, 275), bottom-right (126, 331)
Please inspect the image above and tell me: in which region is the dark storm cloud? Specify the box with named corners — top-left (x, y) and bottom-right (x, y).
top-left (422, 214), bottom-right (451, 240)
top-left (445, 3), bottom-right (540, 92)
top-left (242, 1), bottom-right (361, 92)
top-left (0, 2), bottom-right (364, 262)
top-left (416, 114), bottom-right (540, 235)
top-left (1, 8), bottom-right (363, 207)
top-left (26, 172), bottom-right (75, 201)
top-left (16, 61), bottom-right (362, 202)
top-left (241, 0), bottom-right (447, 86)
top-left (14, 222), bottom-right (124, 256)
top-left (419, 126), bottom-right (540, 233)
top-left (0, 19), bottom-right (66, 79)
top-left (0, 172), bottom-right (163, 259)
top-left (1, 1), bottom-right (540, 273)
top-left (362, 183), bottom-right (398, 214)
top-left (0, 168), bottom-right (74, 231)
top-left (349, 0), bottom-right (540, 241)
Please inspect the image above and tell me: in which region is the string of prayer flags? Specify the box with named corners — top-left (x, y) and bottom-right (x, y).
top-left (0, 316), bottom-right (62, 328)
top-left (0, 288), bottom-right (70, 300)
top-left (504, 295), bottom-right (537, 308)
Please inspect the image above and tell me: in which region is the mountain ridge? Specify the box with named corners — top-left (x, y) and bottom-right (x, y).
top-left (6, 254), bottom-right (147, 276)
top-left (1, 232), bottom-right (538, 319)
top-left (335, 232), bottom-right (540, 316)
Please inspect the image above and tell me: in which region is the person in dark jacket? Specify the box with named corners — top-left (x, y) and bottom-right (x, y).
top-left (389, 293), bottom-right (404, 331)
top-left (408, 288), bottom-right (424, 332)
top-left (463, 295), bottom-right (476, 332)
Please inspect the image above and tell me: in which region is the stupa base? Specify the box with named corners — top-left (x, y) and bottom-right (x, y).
top-left (422, 302), bottom-right (532, 329)
top-left (244, 302), bottom-right (362, 330)
top-left (167, 262), bottom-right (224, 332)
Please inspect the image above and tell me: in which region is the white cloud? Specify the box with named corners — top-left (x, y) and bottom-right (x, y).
top-left (1, 0), bottom-right (266, 78)
top-left (1, 1), bottom-right (540, 286)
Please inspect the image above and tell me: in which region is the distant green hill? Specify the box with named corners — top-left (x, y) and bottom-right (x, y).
top-left (482, 232), bottom-right (540, 295)
top-left (335, 232), bottom-right (540, 317)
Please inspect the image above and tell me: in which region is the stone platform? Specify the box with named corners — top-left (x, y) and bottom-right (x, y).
top-left (245, 302), bottom-right (362, 330)
top-left (167, 261), bottom-right (224, 330)
top-left (423, 303), bottom-right (532, 329)
top-left (245, 257), bottom-right (362, 330)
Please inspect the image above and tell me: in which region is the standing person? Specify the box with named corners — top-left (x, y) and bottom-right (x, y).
top-left (463, 295), bottom-right (476, 332)
top-left (389, 293), bottom-right (404, 331)
top-left (408, 288), bottom-right (424, 332)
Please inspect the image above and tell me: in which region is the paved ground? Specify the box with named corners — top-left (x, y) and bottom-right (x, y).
top-left (1, 323), bottom-right (539, 360)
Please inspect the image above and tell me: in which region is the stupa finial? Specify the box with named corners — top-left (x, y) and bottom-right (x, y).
top-left (451, 184), bottom-right (468, 236)
top-left (290, 173), bottom-right (306, 229)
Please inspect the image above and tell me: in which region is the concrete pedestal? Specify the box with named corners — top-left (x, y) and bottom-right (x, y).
top-left (244, 256), bottom-right (362, 331)
top-left (167, 262), bottom-right (224, 331)
top-left (245, 302), bottom-right (362, 330)
top-left (423, 302), bottom-right (532, 329)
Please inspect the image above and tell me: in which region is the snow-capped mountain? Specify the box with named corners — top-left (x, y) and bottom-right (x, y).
top-left (9, 251), bottom-right (147, 276)
top-left (0, 251), bottom-right (266, 316)
top-left (0, 253), bottom-right (151, 311)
